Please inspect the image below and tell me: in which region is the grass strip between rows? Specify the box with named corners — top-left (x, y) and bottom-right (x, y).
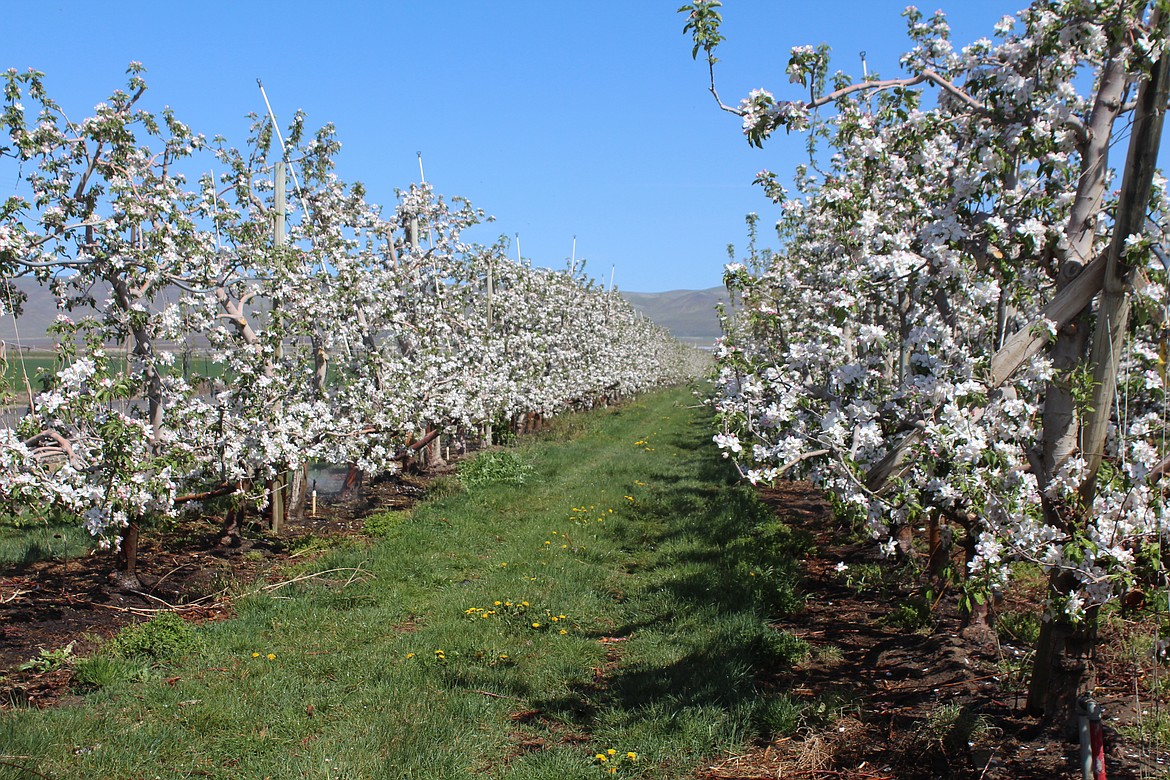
top-left (1, 386), bottom-right (813, 779)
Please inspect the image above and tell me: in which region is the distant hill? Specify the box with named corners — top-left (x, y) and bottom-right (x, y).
top-left (621, 286), bottom-right (728, 347)
top-left (1, 277), bottom-right (730, 350)
top-left (1, 277), bottom-right (61, 349)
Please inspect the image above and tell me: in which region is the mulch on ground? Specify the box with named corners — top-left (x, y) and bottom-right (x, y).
top-left (694, 481), bottom-right (1170, 780)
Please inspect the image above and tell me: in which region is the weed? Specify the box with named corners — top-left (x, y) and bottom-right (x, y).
top-left (915, 703), bottom-right (996, 755)
top-left (997, 609), bottom-right (1041, 645)
top-left (18, 642), bottom-right (75, 673)
top-left (424, 475), bottom-right (463, 500)
top-left (288, 534), bottom-right (342, 557)
top-left (1121, 707), bottom-right (1170, 749)
top-left (72, 655), bottom-right (152, 690)
top-left (364, 509), bottom-right (411, 537)
top-left (109, 612), bottom-right (198, 661)
top-left (459, 450), bottom-right (534, 489)
top-left (751, 695), bottom-right (804, 737)
top-left (842, 562), bottom-right (886, 593)
top-left (810, 643), bottom-right (844, 667)
top-left (885, 594), bottom-right (935, 633)
top-left (763, 630), bottom-right (811, 666)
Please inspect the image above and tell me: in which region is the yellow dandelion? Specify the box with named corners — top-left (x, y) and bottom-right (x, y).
top-left (251, 652), bottom-right (260, 658)
top-left (266, 653), bottom-right (276, 661)
top-left (493, 600), bottom-right (502, 606)
top-left (607, 748), bottom-right (617, 756)
top-left (559, 629), bottom-right (568, 635)
top-left (532, 622), bottom-right (541, 628)
top-left (595, 754), bottom-right (607, 762)
top-left (627, 752), bottom-right (637, 761)
top-left (405, 653), bottom-right (415, 659)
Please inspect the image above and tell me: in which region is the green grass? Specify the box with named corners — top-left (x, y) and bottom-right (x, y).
top-left (3, 349), bottom-right (228, 400)
top-left (0, 516), bottom-right (99, 566)
top-left (0, 386), bottom-right (810, 778)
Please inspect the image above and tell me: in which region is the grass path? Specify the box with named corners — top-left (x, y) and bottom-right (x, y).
top-left (1, 386), bottom-right (812, 779)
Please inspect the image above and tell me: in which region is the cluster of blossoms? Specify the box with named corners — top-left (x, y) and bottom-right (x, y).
top-left (0, 66), bottom-right (708, 551)
top-left (698, 1), bottom-right (1169, 620)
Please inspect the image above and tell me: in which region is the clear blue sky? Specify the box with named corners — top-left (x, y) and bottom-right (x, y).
top-left (7, 1), bottom-right (1029, 293)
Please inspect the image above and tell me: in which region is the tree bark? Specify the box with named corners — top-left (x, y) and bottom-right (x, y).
top-left (1027, 572), bottom-right (1099, 736)
top-left (112, 520), bottom-right (143, 591)
top-left (287, 465), bottom-right (309, 523)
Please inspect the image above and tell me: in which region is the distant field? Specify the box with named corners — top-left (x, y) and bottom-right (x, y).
top-left (2, 350), bottom-right (229, 404)
top-left (3, 350), bottom-right (58, 395)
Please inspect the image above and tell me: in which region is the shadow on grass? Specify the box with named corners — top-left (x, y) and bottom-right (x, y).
top-left (527, 421), bottom-right (815, 737)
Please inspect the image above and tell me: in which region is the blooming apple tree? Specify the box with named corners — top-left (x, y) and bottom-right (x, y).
top-left (1, 65), bottom-right (705, 582)
top-left (687, 0), bottom-right (1169, 724)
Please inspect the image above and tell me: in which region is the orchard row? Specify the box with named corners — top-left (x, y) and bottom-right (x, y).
top-left (687, 0), bottom-right (1169, 727)
top-left (0, 65), bottom-right (706, 579)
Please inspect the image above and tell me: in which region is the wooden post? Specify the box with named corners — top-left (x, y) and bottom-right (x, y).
top-left (1080, 17), bottom-right (1170, 501)
top-left (270, 161), bottom-right (287, 534)
top-left (486, 261), bottom-right (494, 327)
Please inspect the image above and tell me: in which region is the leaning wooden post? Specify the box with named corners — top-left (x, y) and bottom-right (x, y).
top-left (270, 160), bottom-right (287, 533)
top-left (1080, 16), bottom-right (1170, 502)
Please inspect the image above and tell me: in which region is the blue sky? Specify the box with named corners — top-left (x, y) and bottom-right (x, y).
top-left (6, 1), bottom-right (1029, 292)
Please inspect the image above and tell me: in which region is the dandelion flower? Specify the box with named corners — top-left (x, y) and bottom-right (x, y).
top-left (532, 622), bottom-right (541, 628)
top-left (266, 653), bottom-right (276, 661)
top-left (627, 752), bottom-right (637, 761)
top-left (251, 652), bottom-right (260, 658)
top-left (405, 653), bottom-right (415, 659)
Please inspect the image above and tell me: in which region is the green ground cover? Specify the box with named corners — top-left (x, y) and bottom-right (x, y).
top-left (0, 386), bottom-right (811, 779)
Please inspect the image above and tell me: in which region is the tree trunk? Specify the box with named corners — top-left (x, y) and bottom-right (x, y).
top-left (339, 464), bottom-right (364, 500)
top-left (267, 475), bottom-right (285, 534)
top-left (1028, 572), bottom-right (1099, 736)
top-left (112, 519), bottom-right (143, 591)
top-left (1027, 34), bottom-right (1134, 728)
top-left (1024, 21), bottom-right (1160, 729)
top-left (287, 465), bottom-right (309, 524)
top-left (893, 522), bottom-right (916, 561)
top-left (926, 514), bottom-right (951, 579)
top-left (218, 506), bottom-right (244, 548)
